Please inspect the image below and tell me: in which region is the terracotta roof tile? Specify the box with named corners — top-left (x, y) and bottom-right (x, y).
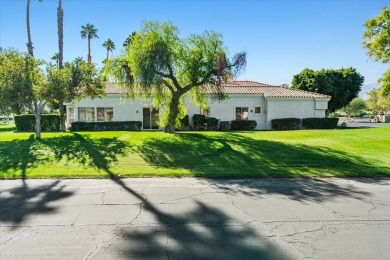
top-left (104, 81), bottom-right (331, 99)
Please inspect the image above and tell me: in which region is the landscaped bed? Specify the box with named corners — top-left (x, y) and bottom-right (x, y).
top-left (1, 123), bottom-right (389, 179)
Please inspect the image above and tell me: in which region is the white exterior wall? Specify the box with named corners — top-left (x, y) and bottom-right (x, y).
top-left (66, 95), bottom-right (154, 127)
top-left (185, 95), bottom-right (267, 130)
top-left (67, 94), bottom-right (329, 130)
top-left (265, 98), bottom-right (328, 129)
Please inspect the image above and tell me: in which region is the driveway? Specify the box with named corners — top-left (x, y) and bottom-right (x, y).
top-left (1, 178), bottom-right (389, 259)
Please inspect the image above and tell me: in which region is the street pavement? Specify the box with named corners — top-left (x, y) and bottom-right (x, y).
top-left (1, 178), bottom-right (389, 259)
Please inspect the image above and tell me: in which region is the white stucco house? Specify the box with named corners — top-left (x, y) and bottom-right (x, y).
top-left (66, 80), bottom-right (331, 130)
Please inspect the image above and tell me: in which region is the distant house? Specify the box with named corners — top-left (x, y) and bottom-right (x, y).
top-left (66, 80), bottom-right (331, 130)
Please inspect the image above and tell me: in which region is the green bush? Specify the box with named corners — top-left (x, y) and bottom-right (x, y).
top-left (230, 120), bottom-right (257, 130)
top-left (192, 114), bottom-right (206, 130)
top-left (302, 118), bottom-right (339, 129)
top-left (180, 115), bottom-right (190, 130)
top-left (71, 121), bottom-right (142, 131)
top-left (206, 117), bottom-right (219, 131)
top-left (271, 118), bottom-right (301, 130)
top-left (14, 114), bottom-right (60, 132)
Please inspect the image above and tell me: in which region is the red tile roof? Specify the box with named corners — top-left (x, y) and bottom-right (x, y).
top-left (104, 81), bottom-right (331, 99)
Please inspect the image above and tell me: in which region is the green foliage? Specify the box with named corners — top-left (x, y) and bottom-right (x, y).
top-left (366, 88), bottom-right (390, 114)
top-left (291, 68), bottom-right (364, 113)
top-left (231, 120), bottom-right (257, 130)
top-left (106, 21), bottom-right (246, 133)
top-left (363, 7), bottom-right (390, 99)
top-left (180, 115), bottom-right (189, 128)
top-left (206, 117), bottom-right (219, 131)
top-left (14, 114), bottom-right (60, 131)
top-left (340, 97), bottom-right (367, 117)
top-left (192, 114), bottom-right (206, 130)
top-left (70, 121), bottom-right (142, 131)
top-left (271, 118), bottom-right (301, 130)
top-left (302, 118), bottom-right (339, 129)
top-left (363, 7), bottom-right (390, 63)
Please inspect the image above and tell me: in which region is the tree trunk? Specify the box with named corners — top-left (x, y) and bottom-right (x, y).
top-left (34, 107), bottom-right (42, 140)
top-left (106, 48), bottom-right (109, 60)
top-left (88, 36), bottom-right (91, 63)
top-left (59, 102), bottom-right (66, 131)
top-left (57, 0), bottom-right (63, 69)
top-left (164, 94), bottom-right (180, 133)
top-left (26, 0), bottom-right (34, 56)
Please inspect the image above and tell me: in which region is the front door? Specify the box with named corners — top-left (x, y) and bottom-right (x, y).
top-left (143, 108), bottom-right (159, 130)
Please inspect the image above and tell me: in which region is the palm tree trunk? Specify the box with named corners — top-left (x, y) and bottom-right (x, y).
top-left (106, 48), bottom-right (109, 60)
top-left (26, 0), bottom-right (34, 56)
top-left (57, 0), bottom-right (63, 69)
top-left (88, 36), bottom-right (91, 63)
top-left (57, 0), bottom-right (66, 131)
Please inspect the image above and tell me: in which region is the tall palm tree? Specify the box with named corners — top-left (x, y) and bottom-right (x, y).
top-left (80, 23), bottom-right (99, 64)
top-left (57, 0), bottom-right (63, 69)
top-left (102, 38), bottom-right (116, 60)
top-left (123, 32), bottom-right (136, 48)
top-left (26, 0), bottom-right (43, 56)
top-left (51, 52), bottom-right (59, 67)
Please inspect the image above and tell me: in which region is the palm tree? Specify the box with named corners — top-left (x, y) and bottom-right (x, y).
top-left (80, 23), bottom-right (99, 64)
top-left (123, 32), bottom-right (136, 48)
top-left (26, 0), bottom-right (43, 56)
top-left (51, 53), bottom-right (59, 67)
top-left (57, 0), bottom-right (63, 69)
top-left (102, 38), bottom-right (116, 60)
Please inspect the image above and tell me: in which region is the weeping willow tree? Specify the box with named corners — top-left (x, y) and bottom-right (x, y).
top-left (105, 21), bottom-right (246, 133)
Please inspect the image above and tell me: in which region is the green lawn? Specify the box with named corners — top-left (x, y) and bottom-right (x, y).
top-left (1, 122), bottom-right (389, 179)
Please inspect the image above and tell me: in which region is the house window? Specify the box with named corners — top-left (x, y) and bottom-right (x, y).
top-left (78, 107), bottom-right (95, 122)
top-left (97, 107), bottom-right (114, 121)
top-left (236, 107), bottom-right (248, 121)
top-left (254, 107), bottom-right (261, 114)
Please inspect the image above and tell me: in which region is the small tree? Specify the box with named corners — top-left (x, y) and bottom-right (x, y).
top-left (366, 89), bottom-right (390, 115)
top-left (106, 21), bottom-right (246, 133)
top-left (340, 97), bottom-right (367, 118)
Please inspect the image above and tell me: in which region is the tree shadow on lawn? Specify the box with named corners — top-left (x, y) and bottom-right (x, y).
top-left (137, 133), bottom-right (390, 178)
top-left (0, 180), bottom-right (74, 230)
top-left (0, 133), bottom-right (130, 178)
top-left (107, 176), bottom-right (295, 259)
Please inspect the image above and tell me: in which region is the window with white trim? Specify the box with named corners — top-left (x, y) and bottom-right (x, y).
top-left (97, 107), bottom-right (114, 121)
top-left (78, 107), bottom-right (95, 122)
top-left (68, 107), bottom-right (75, 123)
top-left (235, 107), bottom-right (248, 121)
top-left (254, 106), bottom-right (262, 115)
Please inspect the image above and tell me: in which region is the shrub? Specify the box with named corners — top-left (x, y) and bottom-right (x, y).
top-left (71, 121), bottom-right (142, 131)
top-left (192, 114), bottom-right (206, 130)
top-left (180, 115), bottom-right (190, 130)
top-left (230, 120), bottom-right (257, 130)
top-left (302, 117), bottom-right (339, 129)
top-left (14, 114), bottom-right (60, 132)
top-left (206, 117), bottom-right (219, 131)
top-left (271, 118), bottom-right (301, 130)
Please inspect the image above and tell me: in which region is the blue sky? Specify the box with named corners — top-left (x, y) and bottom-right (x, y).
top-left (0, 0), bottom-right (388, 86)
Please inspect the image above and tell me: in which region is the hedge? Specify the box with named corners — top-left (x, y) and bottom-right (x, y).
top-left (192, 114), bottom-right (206, 130)
top-left (230, 120), bottom-right (257, 130)
top-left (271, 118), bottom-right (301, 130)
top-left (180, 115), bottom-right (189, 128)
top-left (14, 114), bottom-right (60, 132)
top-left (206, 117), bottom-right (219, 131)
top-left (71, 121), bottom-right (142, 131)
top-left (302, 117), bottom-right (339, 129)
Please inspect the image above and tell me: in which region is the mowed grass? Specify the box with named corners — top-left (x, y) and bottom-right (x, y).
top-left (1, 122), bottom-right (389, 179)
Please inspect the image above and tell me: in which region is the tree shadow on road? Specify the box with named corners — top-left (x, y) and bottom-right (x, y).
top-left (107, 176), bottom-right (295, 259)
top-left (0, 180), bottom-right (74, 230)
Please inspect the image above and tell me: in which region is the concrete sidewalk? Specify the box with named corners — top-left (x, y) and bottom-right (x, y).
top-left (1, 178), bottom-right (389, 259)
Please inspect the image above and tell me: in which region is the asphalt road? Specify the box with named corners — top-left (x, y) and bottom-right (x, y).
top-left (1, 178), bottom-right (389, 260)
